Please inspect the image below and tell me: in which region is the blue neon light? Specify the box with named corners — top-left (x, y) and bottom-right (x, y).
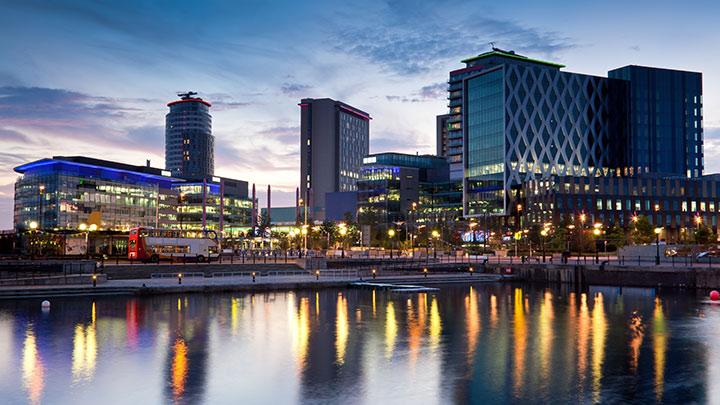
top-left (14, 159), bottom-right (182, 183)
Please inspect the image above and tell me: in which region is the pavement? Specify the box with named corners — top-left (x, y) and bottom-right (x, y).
top-left (0, 273), bottom-right (504, 299)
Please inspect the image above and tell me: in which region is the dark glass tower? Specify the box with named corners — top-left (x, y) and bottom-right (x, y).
top-left (609, 65), bottom-right (703, 177)
top-left (165, 92), bottom-right (214, 180)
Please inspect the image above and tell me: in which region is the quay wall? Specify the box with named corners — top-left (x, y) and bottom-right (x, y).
top-left (485, 263), bottom-right (720, 289)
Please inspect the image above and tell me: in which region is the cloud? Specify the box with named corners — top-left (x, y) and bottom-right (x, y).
top-left (281, 83), bottom-right (313, 96)
top-left (386, 82), bottom-right (447, 103)
top-left (329, 2), bottom-right (575, 75)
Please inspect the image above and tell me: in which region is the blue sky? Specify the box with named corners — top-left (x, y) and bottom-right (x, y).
top-left (1, 0), bottom-right (719, 229)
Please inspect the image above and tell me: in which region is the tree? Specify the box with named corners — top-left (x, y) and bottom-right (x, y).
top-left (694, 225), bottom-right (716, 246)
top-left (630, 216), bottom-right (655, 245)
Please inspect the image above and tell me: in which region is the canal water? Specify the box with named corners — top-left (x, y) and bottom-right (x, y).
top-left (0, 283), bottom-right (717, 404)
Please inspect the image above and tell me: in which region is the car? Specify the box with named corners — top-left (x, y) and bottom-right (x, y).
top-left (664, 248), bottom-right (678, 257)
top-left (696, 251), bottom-right (720, 262)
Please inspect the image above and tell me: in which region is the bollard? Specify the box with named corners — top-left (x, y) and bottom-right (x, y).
top-left (372, 269), bottom-right (376, 279)
top-left (424, 268), bottom-right (428, 278)
top-left (316, 270), bottom-right (320, 280)
top-left (92, 274), bottom-right (97, 287)
top-left (252, 272), bottom-right (256, 283)
top-left (178, 273), bottom-right (182, 285)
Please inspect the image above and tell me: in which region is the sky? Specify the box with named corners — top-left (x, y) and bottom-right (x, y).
top-left (1, 0), bottom-right (719, 229)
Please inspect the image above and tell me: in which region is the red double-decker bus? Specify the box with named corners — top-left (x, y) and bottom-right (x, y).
top-left (128, 227), bottom-right (220, 262)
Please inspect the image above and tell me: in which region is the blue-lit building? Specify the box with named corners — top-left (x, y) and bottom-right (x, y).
top-left (449, 48), bottom-right (703, 221)
top-left (14, 156), bottom-right (180, 231)
top-left (165, 92), bottom-right (214, 180)
top-left (13, 156), bottom-right (253, 235)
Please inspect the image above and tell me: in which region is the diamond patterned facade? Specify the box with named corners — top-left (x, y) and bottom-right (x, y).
top-left (463, 54), bottom-right (628, 217)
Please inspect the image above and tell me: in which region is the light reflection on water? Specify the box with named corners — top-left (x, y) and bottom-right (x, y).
top-left (0, 283), bottom-right (717, 404)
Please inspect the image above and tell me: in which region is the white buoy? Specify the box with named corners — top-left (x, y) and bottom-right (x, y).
top-left (41, 300), bottom-right (50, 308)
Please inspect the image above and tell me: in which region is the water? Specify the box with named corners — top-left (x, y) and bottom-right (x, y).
top-left (0, 283), bottom-right (718, 404)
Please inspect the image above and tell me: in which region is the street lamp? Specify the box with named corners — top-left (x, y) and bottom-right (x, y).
top-left (388, 228), bottom-right (396, 258)
top-left (38, 185), bottom-right (45, 230)
top-left (29, 221), bottom-right (38, 230)
top-left (339, 226), bottom-right (347, 258)
top-left (540, 229), bottom-right (547, 263)
top-left (655, 227), bottom-right (662, 265)
top-left (593, 223), bottom-right (602, 264)
top-left (432, 229), bottom-right (440, 259)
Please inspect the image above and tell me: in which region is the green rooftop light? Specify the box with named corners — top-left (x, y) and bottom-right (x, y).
top-left (461, 51), bottom-right (565, 68)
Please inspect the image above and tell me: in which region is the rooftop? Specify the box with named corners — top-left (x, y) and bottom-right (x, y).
top-left (461, 49), bottom-right (565, 68)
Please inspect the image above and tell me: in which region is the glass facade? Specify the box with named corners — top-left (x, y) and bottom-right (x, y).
top-left (609, 66), bottom-right (703, 177)
top-left (13, 160), bottom-right (176, 231)
top-left (174, 183), bottom-right (253, 237)
top-left (465, 68), bottom-right (505, 216)
top-left (13, 157), bottom-right (253, 236)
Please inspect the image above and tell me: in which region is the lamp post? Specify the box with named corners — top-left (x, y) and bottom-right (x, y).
top-left (655, 227), bottom-right (662, 265)
top-left (38, 185), bottom-right (45, 231)
top-left (593, 223), bottom-right (602, 264)
top-left (339, 226), bottom-right (347, 258)
top-left (579, 213), bottom-right (586, 258)
top-left (432, 229), bottom-right (439, 259)
top-left (540, 229), bottom-right (547, 263)
top-left (469, 222), bottom-right (478, 255)
top-left (388, 228), bottom-right (395, 258)
top-left (567, 224), bottom-right (575, 260)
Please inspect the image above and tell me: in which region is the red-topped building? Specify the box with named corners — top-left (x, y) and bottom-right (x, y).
top-left (165, 92), bottom-right (214, 180)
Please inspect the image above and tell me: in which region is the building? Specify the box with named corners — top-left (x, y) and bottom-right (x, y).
top-left (521, 174), bottom-right (720, 241)
top-left (608, 65), bottom-right (704, 178)
top-left (449, 48), bottom-right (702, 220)
top-left (165, 92), bottom-right (214, 180)
top-left (14, 156), bottom-right (180, 231)
top-left (174, 177), bottom-right (253, 237)
top-left (356, 153), bottom-right (462, 226)
top-left (13, 156), bottom-right (254, 237)
top-left (299, 98), bottom-right (370, 217)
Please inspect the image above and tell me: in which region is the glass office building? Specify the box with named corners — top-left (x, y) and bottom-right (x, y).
top-left (356, 153), bottom-right (461, 226)
top-left (14, 156), bottom-right (179, 231)
top-left (609, 66), bottom-right (703, 178)
top-left (454, 48), bottom-right (702, 220)
top-left (13, 156), bottom-right (254, 235)
top-left (174, 180), bottom-right (253, 237)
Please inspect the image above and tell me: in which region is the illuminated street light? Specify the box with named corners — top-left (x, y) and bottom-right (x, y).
top-left (432, 230), bottom-right (440, 238)
top-left (593, 228), bottom-right (601, 236)
top-left (388, 229), bottom-right (395, 237)
top-left (79, 223), bottom-right (87, 231)
top-left (29, 221), bottom-right (38, 230)
top-left (89, 224), bottom-right (97, 231)
top-left (654, 227), bottom-right (662, 265)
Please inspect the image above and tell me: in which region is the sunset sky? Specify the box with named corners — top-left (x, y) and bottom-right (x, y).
top-left (1, 0), bottom-right (718, 229)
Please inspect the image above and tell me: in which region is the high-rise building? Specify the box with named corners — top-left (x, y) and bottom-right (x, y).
top-left (299, 98), bottom-right (370, 216)
top-left (165, 92), bottom-right (214, 180)
top-left (449, 48), bottom-right (702, 219)
top-left (608, 65), bottom-right (703, 178)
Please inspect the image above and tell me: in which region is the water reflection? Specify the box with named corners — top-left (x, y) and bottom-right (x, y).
top-left (591, 293), bottom-right (607, 403)
top-left (0, 284), bottom-right (715, 404)
top-left (71, 302), bottom-right (97, 384)
top-left (22, 325), bottom-right (44, 405)
top-left (653, 297), bottom-right (668, 402)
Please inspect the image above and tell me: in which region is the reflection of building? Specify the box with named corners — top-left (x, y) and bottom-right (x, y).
top-left (522, 173), bottom-right (720, 239)
top-left (13, 156), bottom-right (253, 236)
top-left (356, 153), bottom-right (461, 226)
top-left (449, 48), bottom-right (702, 220)
top-left (14, 156), bottom-right (179, 231)
top-left (165, 92), bottom-right (214, 180)
top-left (299, 98), bottom-right (370, 217)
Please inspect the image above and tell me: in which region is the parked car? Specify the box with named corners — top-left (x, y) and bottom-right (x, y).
top-left (696, 251), bottom-right (720, 262)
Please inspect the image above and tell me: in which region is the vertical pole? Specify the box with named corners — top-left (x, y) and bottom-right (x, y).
top-left (202, 178), bottom-right (207, 230)
top-left (220, 178), bottom-right (224, 234)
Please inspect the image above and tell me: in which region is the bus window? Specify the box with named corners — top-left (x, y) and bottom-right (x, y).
top-left (175, 245), bottom-right (190, 253)
top-left (130, 229), bottom-right (137, 235)
top-left (187, 231), bottom-right (196, 238)
top-left (209, 246), bottom-right (219, 254)
top-left (140, 230), bottom-right (149, 237)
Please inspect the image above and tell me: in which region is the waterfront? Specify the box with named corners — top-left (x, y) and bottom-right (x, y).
top-left (0, 283), bottom-right (717, 404)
